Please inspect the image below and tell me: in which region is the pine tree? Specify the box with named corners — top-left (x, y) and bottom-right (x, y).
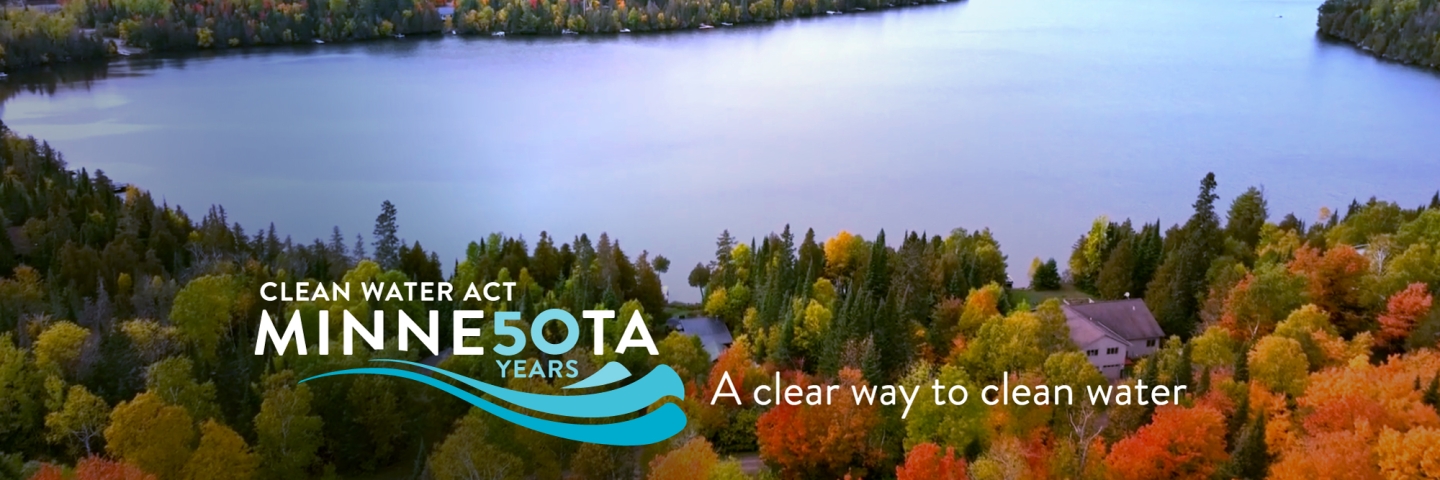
top-left (1225, 186), bottom-right (1269, 253)
top-left (1224, 412), bottom-right (1270, 480)
top-left (1145, 173), bottom-right (1222, 339)
top-left (1234, 341), bottom-right (1250, 384)
top-left (1423, 372), bottom-right (1439, 414)
top-left (1227, 390), bottom-right (1250, 448)
top-left (1430, 192), bottom-right (1439, 210)
top-left (371, 200), bottom-right (400, 270)
top-left (1171, 341), bottom-right (1194, 395)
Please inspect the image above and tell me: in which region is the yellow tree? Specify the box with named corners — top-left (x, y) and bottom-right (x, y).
top-left (34, 321), bottom-right (90, 380)
top-left (647, 436), bottom-right (719, 480)
top-left (254, 372), bottom-right (323, 480)
top-left (1248, 336), bottom-right (1308, 397)
top-left (183, 420), bottom-right (258, 480)
top-left (1375, 426), bottom-right (1440, 479)
top-left (105, 392), bottom-right (197, 480)
top-left (427, 411), bottom-right (522, 480)
top-left (43, 384), bottom-right (109, 456)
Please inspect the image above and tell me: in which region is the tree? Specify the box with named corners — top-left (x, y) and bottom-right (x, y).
top-left (372, 200), bottom-right (401, 270)
top-left (1031, 258), bottom-right (1061, 291)
top-left (1218, 263), bottom-right (1308, 343)
top-left (34, 321), bottom-right (91, 379)
top-left (44, 384), bottom-right (110, 456)
top-left (1226, 186), bottom-right (1269, 253)
top-left (1146, 173), bottom-right (1223, 338)
top-left (0, 333), bottom-right (42, 453)
top-left (254, 372), bottom-right (322, 480)
top-left (427, 411), bottom-right (522, 480)
top-left (1289, 245), bottom-right (1371, 336)
top-left (1247, 336), bottom-right (1308, 397)
top-left (1103, 405), bottom-right (1227, 480)
top-left (687, 263), bottom-right (710, 295)
top-left (756, 369), bottom-right (882, 479)
top-left (145, 357), bottom-right (220, 421)
top-left (1096, 239), bottom-right (1137, 299)
top-left (647, 437), bottom-right (719, 480)
top-left (896, 443), bottom-right (967, 480)
top-left (182, 420), bottom-right (258, 480)
top-left (1221, 411), bottom-right (1270, 480)
top-left (569, 442), bottom-right (635, 480)
top-left (75, 456), bottom-right (157, 480)
top-left (823, 231), bottom-right (864, 280)
top-left (1375, 426), bottom-right (1440, 479)
top-left (903, 363), bottom-right (988, 455)
top-left (169, 274), bottom-right (237, 361)
top-left (1378, 283), bottom-right (1433, 350)
top-left (655, 333), bottom-right (711, 387)
top-left (1269, 428), bottom-right (1382, 480)
top-left (105, 392), bottom-right (197, 480)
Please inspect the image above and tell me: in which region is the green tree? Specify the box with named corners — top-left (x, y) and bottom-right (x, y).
top-left (43, 384), bottom-right (109, 456)
top-left (655, 333), bottom-right (711, 386)
top-left (428, 410), bottom-right (522, 480)
top-left (1031, 258), bottom-right (1062, 291)
top-left (183, 420), bottom-right (258, 480)
top-left (903, 362), bottom-right (988, 455)
top-left (105, 392), bottom-right (197, 480)
top-left (1226, 186), bottom-right (1269, 255)
top-left (0, 334), bottom-right (42, 453)
top-left (169, 274), bottom-right (237, 361)
top-left (254, 372), bottom-right (323, 480)
top-left (1221, 412), bottom-right (1270, 480)
top-left (1146, 173), bottom-right (1223, 338)
top-left (372, 200), bottom-right (401, 269)
top-left (145, 357), bottom-right (220, 421)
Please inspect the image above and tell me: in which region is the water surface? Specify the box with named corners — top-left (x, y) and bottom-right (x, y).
top-left (5, 0), bottom-right (1440, 301)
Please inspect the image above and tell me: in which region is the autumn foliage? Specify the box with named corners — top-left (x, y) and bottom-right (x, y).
top-left (896, 443), bottom-right (967, 480)
top-left (755, 368), bottom-right (883, 479)
top-left (647, 437), bottom-right (720, 480)
top-left (1103, 405), bottom-right (1228, 480)
top-left (1377, 283), bottom-right (1433, 348)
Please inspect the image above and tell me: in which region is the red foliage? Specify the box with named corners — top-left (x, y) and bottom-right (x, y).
top-left (1103, 405), bottom-right (1228, 480)
top-left (1377, 283), bottom-right (1433, 348)
top-left (896, 443), bottom-right (967, 480)
top-left (27, 464), bottom-right (63, 480)
top-left (1289, 245), bottom-right (1371, 334)
top-left (756, 368), bottom-right (883, 480)
top-left (74, 457), bottom-right (157, 480)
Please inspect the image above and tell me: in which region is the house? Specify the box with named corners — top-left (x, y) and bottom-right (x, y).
top-left (1062, 299), bottom-right (1166, 379)
top-left (665, 317), bottom-right (734, 361)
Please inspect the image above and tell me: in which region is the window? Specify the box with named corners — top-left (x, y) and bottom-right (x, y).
top-left (1104, 364), bottom-right (1122, 369)
top-left (1086, 349), bottom-right (1098, 357)
top-left (1146, 339), bottom-right (1156, 347)
top-left (1106, 347), bottom-right (1119, 355)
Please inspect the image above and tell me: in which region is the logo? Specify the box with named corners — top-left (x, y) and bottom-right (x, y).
top-left (299, 358), bottom-right (687, 446)
top-left (255, 285), bottom-right (689, 446)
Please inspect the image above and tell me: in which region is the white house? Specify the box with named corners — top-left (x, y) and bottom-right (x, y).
top-left (1062, 299), bottom-right (1166, 379)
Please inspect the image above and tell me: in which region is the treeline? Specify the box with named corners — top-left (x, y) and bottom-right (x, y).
top-left (1318, 0), bottom-right (1440, 69)
top-left (0, 119), bottom-right (682, 479)
top-left (0, 5), bottom-right (108, 72)
top-left (3, 114), bottom-right (1440, 480)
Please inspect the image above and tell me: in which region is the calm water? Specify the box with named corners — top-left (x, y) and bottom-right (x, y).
top-left (5, 0), bottom-right (1440, 301)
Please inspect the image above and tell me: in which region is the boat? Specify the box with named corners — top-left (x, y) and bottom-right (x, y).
top-left (720, 22), bottom-right (733, 26)
top-left (620, 28), bottom-right (631, 33)
top-left (492, 31), bottom-right (505, 36)
top-left (313, 39), bottom-right (325, 44)
top-left (699, 23), bottom-right (714, 29)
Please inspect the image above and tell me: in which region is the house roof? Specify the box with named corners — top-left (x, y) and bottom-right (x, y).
top-left (665, 317), bottom-right (734, 361)
top-left (1063, 299), bottom-right (1165, 342)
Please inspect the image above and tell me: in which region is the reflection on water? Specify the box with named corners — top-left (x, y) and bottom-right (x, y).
top-left (3, 0), bottom-right (1440, 301)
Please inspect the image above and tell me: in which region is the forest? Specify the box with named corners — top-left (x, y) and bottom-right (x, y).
top-left (0, 114), bottom-right (1439, 480)
top-left (1318, 0), bottom-right (1440, 69)
top-left (0, 0), bottom-right (958, 72)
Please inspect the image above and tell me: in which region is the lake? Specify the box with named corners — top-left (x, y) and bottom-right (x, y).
top-left (4, 0), bottom-right (1440, 302)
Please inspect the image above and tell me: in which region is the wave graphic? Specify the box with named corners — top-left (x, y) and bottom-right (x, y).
top-left (299, 360), bottom-right (688, 446)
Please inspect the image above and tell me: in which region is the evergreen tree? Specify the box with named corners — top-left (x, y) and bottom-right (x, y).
top-left (1224, 412), bottom-right (1270, 480)
top-left (1031, 258), bottom-right (1062, 291)
top-left (1171, 341), bottom-right (1193, 393)
top-left (1096, 239), bottom-right (1136, 299)
top-left (371, 200), bottom-right (400, 270)
top-left (1225, 186), bottom-right (1269, 253)
top-left (1145, 173), bottom-right (1222, 338)
top-left (1423, 372), bottom-right (1439, 414)
top-left (1430, 192), bottom-right (1439, 210)
top-left (1227, 389), bottom-right (1250, 447)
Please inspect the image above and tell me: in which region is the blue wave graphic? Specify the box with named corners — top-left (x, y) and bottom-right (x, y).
top-left (564, 361), bottom-right (633, 389)
top-left (299, 360), bottom-right (687, 446)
